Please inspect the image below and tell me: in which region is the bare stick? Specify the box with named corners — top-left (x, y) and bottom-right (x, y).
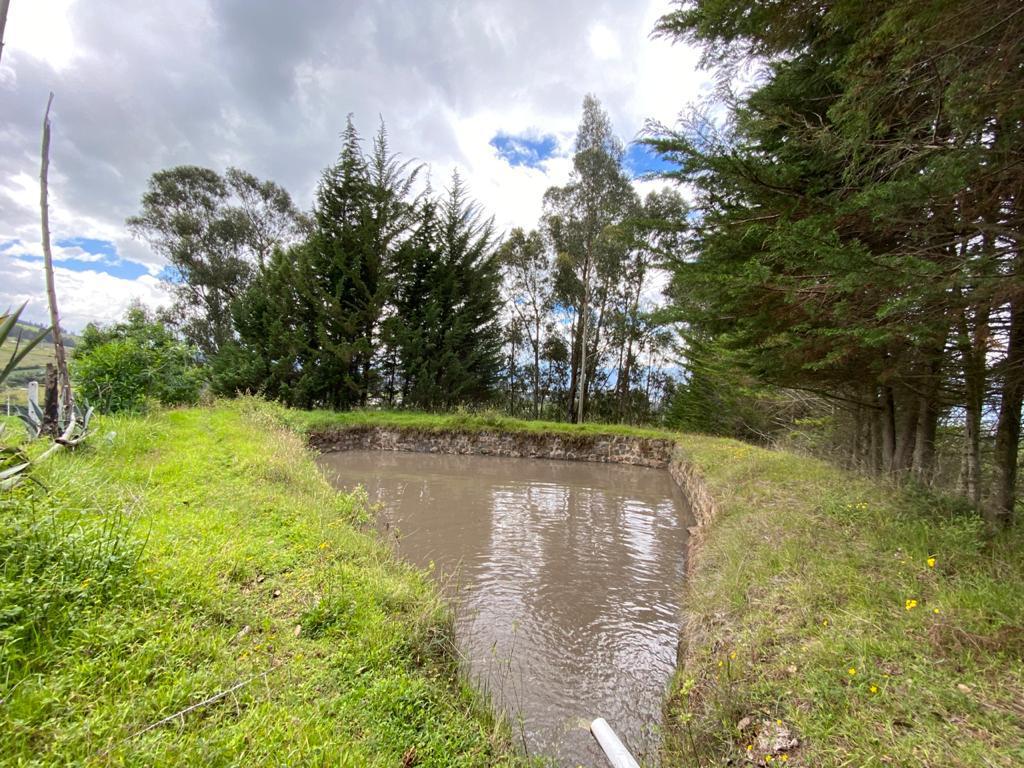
top-left (40, 91), bottom-right (73, 424)
top-left (97, 666), bottom-right (278, 756)
top-left (0, 0), bottom-right (10, 66)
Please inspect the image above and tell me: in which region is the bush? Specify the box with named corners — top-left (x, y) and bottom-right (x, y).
top-left (72, 306), bottom-right (202, 412)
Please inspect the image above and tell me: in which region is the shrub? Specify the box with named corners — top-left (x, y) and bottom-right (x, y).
top-left (72, 306), bottom-right (202, 412)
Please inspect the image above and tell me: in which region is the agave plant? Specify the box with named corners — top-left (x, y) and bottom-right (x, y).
top-left (1, 304), bottom-right (51, 488)
top-left (1, 303), bottom-right (51, 389)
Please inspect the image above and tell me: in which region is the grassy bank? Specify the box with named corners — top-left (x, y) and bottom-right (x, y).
top-left (287, 407), bottom-right (677, 441)
top-left (0, 402), bottom-right (519, 766)
top-left (666, 435), bottom-right (1024, 767)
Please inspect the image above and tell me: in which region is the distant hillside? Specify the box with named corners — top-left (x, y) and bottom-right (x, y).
top-left (1, 323), bottom-right (80, 407)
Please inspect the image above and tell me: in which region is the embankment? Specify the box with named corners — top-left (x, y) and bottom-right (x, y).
top-left (0, 403), bottom-right (522, 767)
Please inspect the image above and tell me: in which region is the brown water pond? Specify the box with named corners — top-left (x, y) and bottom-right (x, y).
top-left (317, 449), bottom-right (692, 767)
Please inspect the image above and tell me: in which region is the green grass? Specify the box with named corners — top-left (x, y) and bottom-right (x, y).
top-left (664, 436), bottom-right (1024, 767)
top-left (287, 407), bottom-right (677, 441)
top-left (0, 400), bottom-right (521, 766)
top-left (4, 400), bottom-right (1022, 766)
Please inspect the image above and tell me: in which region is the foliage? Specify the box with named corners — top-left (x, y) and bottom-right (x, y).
top-left (72, 306), bottom-right (202, 412)
top-left (127, 165), bottom-right (307, 356)
top-left (648, 0), bottom-right (1024, 523)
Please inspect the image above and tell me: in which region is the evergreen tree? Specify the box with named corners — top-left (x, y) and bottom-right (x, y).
top-left (391, 175), bottom-right (503, 408)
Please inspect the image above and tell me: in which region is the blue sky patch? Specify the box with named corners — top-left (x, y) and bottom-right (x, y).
top-left (2, 237), bottom-right (150, 281)
top-left (624, 143), bottom-right (676, 178)
top-left (490, 132), bottom-right (559, 169)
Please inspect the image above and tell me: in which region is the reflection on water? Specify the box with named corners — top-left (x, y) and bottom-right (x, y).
top-left (317, 449), bottom-right (692, 767)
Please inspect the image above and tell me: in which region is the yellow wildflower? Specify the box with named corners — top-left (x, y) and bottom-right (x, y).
top-left (730, 651), bottom-right (737, 660)
top-left (746, 745), bottom-right (753, 752)
top-left (933, 608), bottom-right (940, 614)
top-left (822, 619), bottom-right (829, 627)
top-left (848, 667), bottom-right (857, 676)
top-left (927, 556), bottom-right (936, 568)
top-left (905, 598), bottom-right (918, 611)
top-left (780, 756), bottom-right (789, 763)
top-left (869, 685), bottom-right (878, 694)
top-left (318, 541), bottom-right (330, 550)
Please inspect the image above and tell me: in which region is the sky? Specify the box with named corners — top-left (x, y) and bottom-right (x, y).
top-left (0, 0), bottom-right (710, 330)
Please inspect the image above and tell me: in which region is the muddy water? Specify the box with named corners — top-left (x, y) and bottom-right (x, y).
top-left (317, 449), bottom-right (691, 766)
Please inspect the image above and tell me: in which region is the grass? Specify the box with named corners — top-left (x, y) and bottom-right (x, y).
top-left (287, 407), bottom-right (677, 441)
top-left (664, 435), bottom-right (1024, 767)
top-left (0, 400), bottom-right (521, 766)
top-left (4, 400), bottom-right (1022, 766)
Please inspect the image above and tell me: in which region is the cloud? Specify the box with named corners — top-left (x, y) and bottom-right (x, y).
top-left (0, 0), bottom-right (711, 328)
top-left (2, 254), bottom-right (168, 330)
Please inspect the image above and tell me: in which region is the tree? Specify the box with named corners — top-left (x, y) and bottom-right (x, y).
top-left (73, 306), bottom-right (202, 412)
top-left (649, 0), bottom-right (1024, 525)
top-left (499, 228), bottom-right (552, 418)
top-left (543, 95), bottom-right (638, 422)
top-left (127, 165), bottom-right (304, 356)
top-left (390, 175), bottom-right (503, 409)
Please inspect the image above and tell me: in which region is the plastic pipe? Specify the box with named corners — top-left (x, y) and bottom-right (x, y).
top-left (590, 718), bottom-right (640, 768)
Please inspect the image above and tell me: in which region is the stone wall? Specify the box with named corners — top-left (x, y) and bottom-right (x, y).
top-left (309, 426), bottom-right (676, 468)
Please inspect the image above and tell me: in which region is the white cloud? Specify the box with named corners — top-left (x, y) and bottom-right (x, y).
top-left (0, 0), bottom-right (711, 327)
top-left (588, 23), bottom-right (622, 61)
top-left (1, 255), bottom-right (168, 330)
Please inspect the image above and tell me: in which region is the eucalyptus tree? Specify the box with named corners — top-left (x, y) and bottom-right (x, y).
top-left (128, 165), bottom-right (304, 356)
top-left (499, 228), bottom-right (552, 417)
top-left (543, 95), bottom-right (638, 422)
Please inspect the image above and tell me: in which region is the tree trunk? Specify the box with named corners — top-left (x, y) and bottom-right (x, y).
top-left (533, 317), bottom-right (541, 419)
top-left (567, 312), bottom-right (580, 422)
top-left (958, 305), bottom-right (989, 508)
top-left (912, 352), bottom-right (944, 482)
top-left (880, 385), bottom-right (897, 472)
top-left (892, 390), bottom-right (917, 473)
top-left (988, 279), bottom-right (1024, 528)
top-left (40, 92), bottom-right (73, 427)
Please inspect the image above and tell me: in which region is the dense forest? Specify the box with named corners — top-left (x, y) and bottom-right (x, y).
top-left (126, 99), bottom-right (687, 424)
top-left (646, 0), bottom-right (1023, 527)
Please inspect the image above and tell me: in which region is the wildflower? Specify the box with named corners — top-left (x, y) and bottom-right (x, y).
top-left (927, 557), bottom-right (936, 568)
top-left (848, 667), bottom-right (857, 676)
top-left (933, 608), bottom-right (940, 614)
top-left (746, 745), bottom-right (753, 752)
top-left (780, 756), bottom-right (789, 762)
top-left (718, 660), bottom-right (724, 668)
top-left (81, 578), bottom-right (92, 589)
top-left (822, 619), bottom-right (829, 627)
top-left (730, 651), bottom-right (737, 660)
top-left (765, 755), bottom-right (774, 763)
top-left (318, 541), bottom-right (330, 550)
top-left (869, 685), bottom-right (878, 694)
top-left (905, 598), bottom-right (918, 611)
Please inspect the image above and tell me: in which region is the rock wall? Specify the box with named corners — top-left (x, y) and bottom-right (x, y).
top-left (309, 426), bottom-right (676, 468)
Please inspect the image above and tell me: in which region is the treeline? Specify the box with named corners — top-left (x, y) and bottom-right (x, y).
top-left (128, 98), bottom-right (687, 422)
top-left (651, 0), bottom-right (1023, 526)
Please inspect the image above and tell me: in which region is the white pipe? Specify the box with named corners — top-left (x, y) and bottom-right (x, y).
top-left (590, 718), bottom-right (640, 768)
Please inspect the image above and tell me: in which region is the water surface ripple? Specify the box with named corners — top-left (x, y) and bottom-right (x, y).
top-left (318, 450), bottom-right (692, 766)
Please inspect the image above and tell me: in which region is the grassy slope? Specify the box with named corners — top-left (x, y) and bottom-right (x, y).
top-left (1, 402), bottom-right (518, 767)
top-left (666, 435), bottom-right (1024, 767)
